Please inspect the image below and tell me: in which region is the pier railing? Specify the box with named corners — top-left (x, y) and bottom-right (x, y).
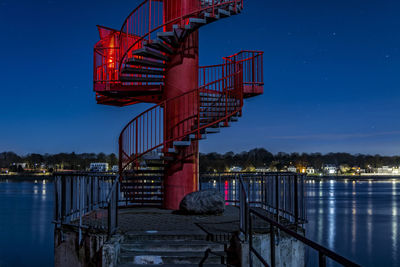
top-left (236, 175), bottom-right (360, 267)
top-left (54, 172), bottom-right (119, 239)
top-left (200, 172), bottom-right (307, 224)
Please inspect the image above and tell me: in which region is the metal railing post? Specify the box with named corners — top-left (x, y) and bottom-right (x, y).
top-left (319, 252), bottom-right (327, 267)
top-left (275, 174), bottom-right (279, 223)
top-left (270, 225), bottom-right (276, 267)
top-left (294, 174), bottom-right (299, 224)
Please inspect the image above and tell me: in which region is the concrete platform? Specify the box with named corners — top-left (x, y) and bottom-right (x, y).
top-left (79, 205), bottom-right (280, 239)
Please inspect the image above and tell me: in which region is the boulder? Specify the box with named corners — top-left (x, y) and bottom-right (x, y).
top-left (179, 189), bottom-right (225, 215)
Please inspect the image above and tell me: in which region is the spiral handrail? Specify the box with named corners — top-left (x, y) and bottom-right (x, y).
top-left (117, 0), bottom-right (244, 75)
top-left (119, 59), bottom-right (244, 173)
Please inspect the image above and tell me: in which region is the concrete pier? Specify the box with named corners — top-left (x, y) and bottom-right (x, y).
top-left (54, 206), bottom-right (305, 267)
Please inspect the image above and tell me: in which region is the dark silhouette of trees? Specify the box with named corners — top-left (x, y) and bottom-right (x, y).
top-left (2, 149), bottom-right (400, 173)
top-left (199, 149), bottom-right (400, 172)
top-left (0, 152), bottom-right (119, 171)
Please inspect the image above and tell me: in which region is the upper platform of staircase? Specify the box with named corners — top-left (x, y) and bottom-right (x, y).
top-left (93, 0), bottom-right (250, 106)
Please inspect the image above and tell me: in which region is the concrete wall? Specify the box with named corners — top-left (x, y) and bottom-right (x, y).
top-left (244, 231), bottom-right (305, 267)
top-left (54, 227), bottom-right (107, 267)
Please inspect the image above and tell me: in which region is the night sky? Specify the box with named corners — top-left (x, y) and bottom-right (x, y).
top-left (0, 0), bottom-right (399, 155)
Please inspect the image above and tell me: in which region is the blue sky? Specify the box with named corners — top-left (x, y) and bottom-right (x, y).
top-left (0, 0), bottom-right (399, 155)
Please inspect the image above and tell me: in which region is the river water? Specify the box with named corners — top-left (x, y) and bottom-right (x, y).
top-left (0, 178), bottom-right (399, 266)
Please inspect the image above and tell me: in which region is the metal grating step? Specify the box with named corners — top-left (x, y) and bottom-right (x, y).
top-left (144, 40), bottom-right (174, 55)
top-left (125, 58), bottom-right (166, 69)
top-left (131, 47), bottom-right (170, 61)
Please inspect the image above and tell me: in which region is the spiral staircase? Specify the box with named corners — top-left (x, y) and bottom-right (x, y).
top-left (93, 0), bottom-right (264, 207)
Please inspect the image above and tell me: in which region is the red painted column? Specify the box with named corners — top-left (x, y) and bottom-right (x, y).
top-left (163, 0), bottom-right (200, 210)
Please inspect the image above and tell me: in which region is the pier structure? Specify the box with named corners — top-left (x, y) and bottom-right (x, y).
top-left (93, 0), bottom-right (263, 209)
top-left (53, 172), bottom-right (361, 266)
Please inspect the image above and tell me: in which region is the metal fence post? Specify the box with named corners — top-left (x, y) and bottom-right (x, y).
top-left (275, 174), bottom-right (279, 223)
top-left (294, 174), bottom-right (299, 224)
top-left (270, 225), bottom-right (276, 267)
top-left (319, 252), bottom-right (327, 267)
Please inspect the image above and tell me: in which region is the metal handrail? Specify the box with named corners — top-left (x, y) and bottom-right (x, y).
top-left (117, 0), bottom-right (243, 75)
top-left (54, 172), bottom-right (120, 239)
top-left (249, 208), bottom-right (361, 267)
top-left (118, 60), bottom-right (244, 173)
top-left (238, 175), bottom-right (249, 240)
top-left (236, 174), bottom-right (360, 267)
top-left (106, 175), bottom-right (119, 236)
top-left (201, 172), bottom-right (307, 224)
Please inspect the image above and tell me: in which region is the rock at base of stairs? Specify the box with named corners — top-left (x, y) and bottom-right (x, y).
top-left (179, 189), bottom-right (225, 215)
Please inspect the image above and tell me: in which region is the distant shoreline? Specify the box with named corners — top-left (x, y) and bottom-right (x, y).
top-left (306, 175), bottom-right (400, 180)
top-left (0, 174), bottom-right (54, 181)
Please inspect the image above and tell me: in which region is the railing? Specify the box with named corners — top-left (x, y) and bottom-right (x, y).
top-left (118, 0), bottom-right (243, 76)
top-left (235, 175), bottom-right (360, 267)
top-left (54, 172), bottom-right (119, 240)
top-left (200, 51), bottom-right (263, 90)
top-left (224, 51), bottom-right (264, 86)
top-left (119, 60), bottom-right (243, 172)
top-left (200, 172), bottom-right (307, 224)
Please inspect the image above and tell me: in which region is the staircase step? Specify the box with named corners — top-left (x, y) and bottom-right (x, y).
top-left (173, 141), bottom-right (191, 147)
top-left (125, 231), bottom-right (208, 241)
top-left (121, 182), bottom-right (162, 187)
top-left (203, 12), bottom-right (220, 22)
top-left (121, 67), bottom-right (165, 76)
top-left (126, 58), bottom-right (166, 69)
top-left (121, 187), bottom-right (162, 192)
top-left (123, 175), bottom-right (163, 180)
top-left (132, 47), bottom-right (170, 61)
top-left (120, 76), bottom-right (164, 83)
top-left (204, 128), bottom-right (220, 134)
top-left (119, 251), bottom-right (223, 265)
top-left (167, 148), bottom-right (177, 154)
top-left (144, 40), bottom-right (174, 55)
top-left (133, 169), bottom-right (164, 174)
top-left (144, 162), bottom-right (167, 167)
top-left (172, 24), bottom-right (185, 40)
top-left (120, 240), bottom-right (224, 253)
top-left (157, 32), bottom-right (179, 48)
top-left (128, 193), bottom-right (163, 198)
top-left (124, 199), bottom-right (163, 204)
top-left (217, 8), bottom-right (231, 17)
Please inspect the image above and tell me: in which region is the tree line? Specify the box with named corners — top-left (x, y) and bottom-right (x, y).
top-left (199, 148), bottom-right (400, 172)
top-left (2, 149), bottom-right (400, 173)
top-left (0, 151), bottom-right (118, 171)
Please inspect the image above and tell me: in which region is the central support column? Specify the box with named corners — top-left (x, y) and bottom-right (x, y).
top-left (163, 31), bottom-right (199, 210)
top-left (162, 0), bottom-right (200, 210)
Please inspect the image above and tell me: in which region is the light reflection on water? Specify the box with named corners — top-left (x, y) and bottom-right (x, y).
top-left (306, 179), bottom-right (400, 267)
top-left (0, 180), bottom-right (54, 267)
top-left (0, 178), bottom-right (399, 266)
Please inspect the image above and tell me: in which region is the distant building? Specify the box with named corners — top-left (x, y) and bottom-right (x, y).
top-left (112, 165), bottom-right (119, 172)
top-left (14, 163), bottom-right (27, 169)
top-left (90, 163), bottom-right (109, 172)
top-left (230, 166), bottom-right (242, 172)
top-left (323, 164), bottom-right (337, 175)
top-left (377, 166), bottom-right (392, 174)
top-left (306, 167), bottom-right (315, 174)
top-left (255, 168), bottom-right (270, 172)
top-left (287, 166), bottom-right (297, 173)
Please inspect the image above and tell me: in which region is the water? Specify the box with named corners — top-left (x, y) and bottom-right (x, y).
top-left (305, 179), bottom-right (400, 267)
top-left (0, 178), bottom-right (399, 267)
top-left (0, 179), bottom-right (54, 267)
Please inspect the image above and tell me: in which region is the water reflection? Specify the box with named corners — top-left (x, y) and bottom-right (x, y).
top-left (0, 180), bottom-right (54, 267)
top-left (392, 181), bottom-right (398, 264)
top-left (306, 179), bottom-right (400, 267)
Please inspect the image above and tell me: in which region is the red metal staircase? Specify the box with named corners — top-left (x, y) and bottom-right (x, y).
top-left (93, 0), bottom-right (264, 207)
